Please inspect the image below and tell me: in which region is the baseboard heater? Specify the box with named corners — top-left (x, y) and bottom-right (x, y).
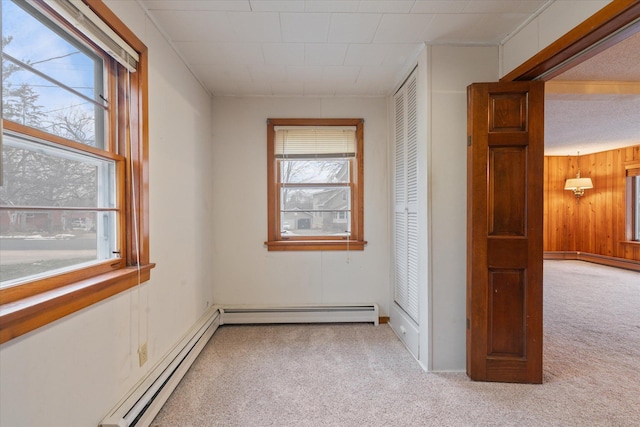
top-left (99, 306), bottom-right (221, 427)
top-left (220, 304), bottom-right (379, 326)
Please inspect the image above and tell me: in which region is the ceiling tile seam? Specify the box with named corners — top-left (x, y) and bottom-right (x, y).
top-left (499, 0), bottom-right (555, 46)
top-left (370, 13), bottom-right (384, 44)
top-left (134, 0), bottom-right (212, 97)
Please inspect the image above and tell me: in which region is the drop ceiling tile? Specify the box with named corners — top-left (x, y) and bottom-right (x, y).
top-left (150, 11), bottom-right (237, 42)
top-left (175, 42), bottom-right (264, 66)
top-left (328, 13), bottom-right (381, 44)
top-left (471, 14), bottom-right (531, 43)
top-left (305, 1), bottom-right (359, 13)
top-left (356, 65), bottom-right (402, 86)
top-left (270, 80), bottom-right (305, 95)
top-left (249, 0), bottom-right (305, 12)
top-left (243, 81), bottom-right (274, 96)
top-left (322, 66), bottom-right (360, 84)
top-left (303, 81), bottom-right (332, 96)
top-left (191, 64), bottom-right (252, 83)
top-left (142, 1), bottom-right (251, 11)
top-left (421, 14), bottom-right (482, 43)
top-left (373, 14), bottom-right (435, 43)
top-left (228, 12), bottom-right (282, 42)
top-left (281, 13), bottom-right (331, 42)
top-left (463, 1), bottom-right (548, 14)
top-left (339, 80), bottom-right (390, 96)
top-left (410, 1), bottom-right (469, 14)
top-left (305, 44), bottom-right (348, 66)
top-left (423, 14), bottom-right (526, 44)
top-left (358, 1), bottom-right (415, 13)
top-left (263, 43), bottom-right (305, 66)
top-left (286, 65), bottom-right (325, 83)
top-left (344, 44), bottom-right (388, 66)
top-left (345, 43), bottom-right (423, 67)
top-left (191, 65), bottom-right (251, 95)
top-left (249, 65), bottom-right (288, 83)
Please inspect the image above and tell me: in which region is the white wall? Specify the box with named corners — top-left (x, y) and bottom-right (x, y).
top-left (427, 45), bottom-right (499, 371)
top-left (210, 97), bottom-right (390, 314)
top-left (0, 2), bottom-right (214, 425)
top-left (501, 0), bottom-right (611, 77)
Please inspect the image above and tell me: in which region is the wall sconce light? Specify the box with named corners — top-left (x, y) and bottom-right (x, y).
top-left (564, 152), bottom-right (593, 200)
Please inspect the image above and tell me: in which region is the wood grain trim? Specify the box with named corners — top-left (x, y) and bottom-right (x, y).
top-left (545, 81), bottom-right (640, 95)
top-left (266, 118), bottom-right (365, 251)
top-left (84, 0), bottom-right (146, 53)
top-left (543, 251), bottom-right (579, 260)
top-left (2, 121), bottom-right (124, 162)
top-left (0, 264), bottom-right (155, 344)
top-left (502, 0), bottom-right (640, 82)
top-left (0, 0), bottom-right (153, 344)
top-left (265, 240), bottom-right (366, 251)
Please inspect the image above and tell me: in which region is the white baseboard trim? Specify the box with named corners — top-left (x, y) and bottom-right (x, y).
top-left (99, 306), bottom-right (221, 427)
top-left (99, 303), bottom-right (378, 426)
top-left (220, 304), bottom-right (379, 326)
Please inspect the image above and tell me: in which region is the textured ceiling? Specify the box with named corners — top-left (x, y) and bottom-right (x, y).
top-left (544, 31), bottom-right (640, 155)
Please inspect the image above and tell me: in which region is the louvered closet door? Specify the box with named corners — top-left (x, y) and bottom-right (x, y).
top-left (394, 69), bottom-right (419, 323)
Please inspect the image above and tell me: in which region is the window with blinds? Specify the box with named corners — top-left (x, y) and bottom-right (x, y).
top-left (266, 119), bottom-right (365, 251)
top-left (0, 0), bottom-right (151, 343)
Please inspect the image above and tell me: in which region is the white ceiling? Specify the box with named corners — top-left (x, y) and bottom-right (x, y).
top-left (138, 0), bottom-right (639, 154)
top-left (139, 0), bottom-right (550, 97)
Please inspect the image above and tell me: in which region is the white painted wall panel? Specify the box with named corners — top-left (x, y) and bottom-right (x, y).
top-left (210, 97), bottom-right (390, 314)
top-left (0, 1), bottom-right (214, 425)
top-left (428, 45), bottom-right (499, 371)
top-left (501, 0), bottom-right (611, 77)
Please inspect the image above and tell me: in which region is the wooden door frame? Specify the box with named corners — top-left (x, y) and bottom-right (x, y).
top-left (466, 0), bottom-right (639, 383)
top-left (501, 0), bottom-right (640, 83)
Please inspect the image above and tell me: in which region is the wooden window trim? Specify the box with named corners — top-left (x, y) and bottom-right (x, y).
top-left (265, 118), bottom-right (366, 251)
top-left (501, 0), bottom-right (640, 82)
top-left (0, 0), bottom-right (153, 344)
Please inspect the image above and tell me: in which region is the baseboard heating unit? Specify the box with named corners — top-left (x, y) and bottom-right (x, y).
top-left (220, 304), bottom-right (379, 326)
top-left (99, 306), bottom-right (221, 427)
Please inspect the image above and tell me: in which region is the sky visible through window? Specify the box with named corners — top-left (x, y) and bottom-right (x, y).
top-left (2, 0), bottom-right (103, 145)
top-left (1, 1), bottom-right (116, 285)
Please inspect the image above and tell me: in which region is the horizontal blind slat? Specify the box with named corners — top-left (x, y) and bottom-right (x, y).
top-left (275, 127), bottom-right (356, 158)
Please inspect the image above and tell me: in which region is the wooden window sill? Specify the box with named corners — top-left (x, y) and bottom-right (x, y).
top-left (621, 240), bottom-right (640, 246)
top-left (265, 240), bottom-right (367, 251)
top-left (0, 264), bottom-right (155, 344)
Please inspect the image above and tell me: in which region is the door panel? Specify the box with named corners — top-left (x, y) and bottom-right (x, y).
top-left (467, 81), bottom-right (544, 383)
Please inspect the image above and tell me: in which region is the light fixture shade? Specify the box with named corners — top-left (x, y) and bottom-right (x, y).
top-left (564, 177), bottom-right (593, 190)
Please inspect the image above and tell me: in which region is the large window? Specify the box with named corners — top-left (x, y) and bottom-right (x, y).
top-left (266, 119), bottom-right (365, 251)
top-left (627, 166), bottom-right (640, 241)
top-left (0, 0), bottom-right (150, 344)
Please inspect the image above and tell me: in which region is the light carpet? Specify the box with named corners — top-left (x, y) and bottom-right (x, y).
top-left (152, 260), bottom-right (639, 426)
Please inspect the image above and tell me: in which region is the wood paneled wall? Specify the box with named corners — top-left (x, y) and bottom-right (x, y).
top-left (544, 145), bottom-right (640, 262)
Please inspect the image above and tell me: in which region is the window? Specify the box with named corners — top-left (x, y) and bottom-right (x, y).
top-left (0, 0), bottom-right (151, 343)
top-left (627, 163), bottom-right (640, 241)
top-left (266, 118), bottom-right (365, 251)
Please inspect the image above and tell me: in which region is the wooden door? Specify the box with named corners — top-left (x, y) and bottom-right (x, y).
top-left (466, 81), bottom-right (544, 383)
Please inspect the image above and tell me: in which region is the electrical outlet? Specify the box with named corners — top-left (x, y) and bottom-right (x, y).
top-left (138, 343), bottom-right (148, 367)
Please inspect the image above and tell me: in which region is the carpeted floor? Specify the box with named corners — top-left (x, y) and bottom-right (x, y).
top-left (151, 260), bottom-right (639, 426)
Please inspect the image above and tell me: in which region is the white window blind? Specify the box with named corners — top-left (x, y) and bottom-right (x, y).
top-left (274, 126), bottom-right (356, 158)
top-left (42, 0), bottom-right (139, 72)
